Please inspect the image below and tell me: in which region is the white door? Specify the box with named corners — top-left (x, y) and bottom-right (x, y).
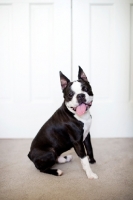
top-left (0, 0), bottom-right (71, 138)
top-left (1, 0), bottom-right (133, 138)
top-left (72, 0), bottom-right (133, 137)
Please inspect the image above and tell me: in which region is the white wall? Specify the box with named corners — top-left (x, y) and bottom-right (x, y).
top-left (0, 0), bottom-right (133, 138)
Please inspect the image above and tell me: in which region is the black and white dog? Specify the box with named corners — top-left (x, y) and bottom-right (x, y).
top-left (28, 67), bottom-right (98, 179)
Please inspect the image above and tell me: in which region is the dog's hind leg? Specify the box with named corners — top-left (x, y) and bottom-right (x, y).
top-left (40, 168), bottom-right (63, 176)
top-left (29, 148), bottom-right (63, 176)
top-left (57, 155), bottom-right (72, 163)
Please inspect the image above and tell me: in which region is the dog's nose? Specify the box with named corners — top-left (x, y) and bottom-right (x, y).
top-left (77, 93), bottom-right (86, 103)
top-left (77, 93), bottom-right (85, 99)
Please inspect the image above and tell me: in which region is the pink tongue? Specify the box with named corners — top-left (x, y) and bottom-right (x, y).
top-left (76, 104), bottom-right (86, 116)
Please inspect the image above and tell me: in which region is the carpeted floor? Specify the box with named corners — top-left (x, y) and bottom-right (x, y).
top-left (0, 139), bottom-right (133, 200)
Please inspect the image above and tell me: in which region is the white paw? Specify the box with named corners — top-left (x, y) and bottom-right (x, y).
top-left (86, 172), bottom-right (98, 179)
top-left (57, 169), bottom-right (63, 176)
top-left (57, 155), bottom-right (72, 163)
top-left (66, 155), bottom-right (72, 162)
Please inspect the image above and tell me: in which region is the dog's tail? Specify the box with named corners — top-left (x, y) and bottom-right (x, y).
top-left (27, 152), bottom-right (32, 160)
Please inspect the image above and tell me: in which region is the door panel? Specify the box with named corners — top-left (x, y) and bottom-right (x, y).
top-left (73, 0), bottom-right (133, 137)
top-left (0, 0), bottom-right (71, 138)
top-left (0, 5), bottom-right (12, 101)
top-left (30, 4), bottom-right (54, 101)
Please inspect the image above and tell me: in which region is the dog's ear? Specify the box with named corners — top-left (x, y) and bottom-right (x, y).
top-left (78, 66), bottom-right (88, 81)
top-left (59, 71), bottom-right (70, 91)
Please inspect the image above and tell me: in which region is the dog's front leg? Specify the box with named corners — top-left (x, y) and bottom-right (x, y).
top-left (73, 141), bottom-right (98, 179)
top-left (84, 133), bottom-right (96, 164)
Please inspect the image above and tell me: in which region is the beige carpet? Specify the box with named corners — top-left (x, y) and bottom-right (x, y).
top-left (0, 139), bottom-right (133, 200)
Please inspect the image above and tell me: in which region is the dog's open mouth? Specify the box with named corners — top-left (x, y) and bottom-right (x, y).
top-left (71, 101), bottom-right (92, 116)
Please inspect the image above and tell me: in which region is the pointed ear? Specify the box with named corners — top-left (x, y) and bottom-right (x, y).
top-left (78, 66), bottom-right (88, 81)
top-left (59, 71), bottom-right (70, 91)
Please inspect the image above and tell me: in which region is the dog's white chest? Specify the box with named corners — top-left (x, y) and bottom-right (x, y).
top-left (74, 112), bottom-right (92, 141)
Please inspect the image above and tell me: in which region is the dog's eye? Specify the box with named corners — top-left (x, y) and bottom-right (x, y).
top-left (68, 91), bottom-right (73, 98)
top-left (83, 86), bottom-right (88, 92)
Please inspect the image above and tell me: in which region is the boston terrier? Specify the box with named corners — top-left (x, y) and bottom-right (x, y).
top-left (28, 66), bottom-right (98, 179)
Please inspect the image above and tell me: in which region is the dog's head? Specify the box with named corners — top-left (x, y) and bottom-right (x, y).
top-left (59, 66), bottom-right (93, 116)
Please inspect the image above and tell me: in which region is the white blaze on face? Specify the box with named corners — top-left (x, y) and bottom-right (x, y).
top-left (65, 81), bottom-right (82, 113)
